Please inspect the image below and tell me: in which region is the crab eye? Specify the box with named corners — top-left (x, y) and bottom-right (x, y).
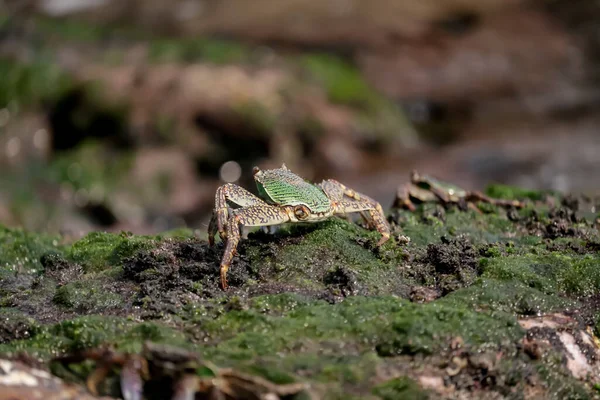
top-left (294, 205), bottom-right (310, 220)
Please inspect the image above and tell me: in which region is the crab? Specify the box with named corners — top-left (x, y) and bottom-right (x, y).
top-left (53, 341), bottom-right (309, 400)
top-left (394, 170), bottom-right (524, 212)
top-left (208, 164), bottom-right (391, 290)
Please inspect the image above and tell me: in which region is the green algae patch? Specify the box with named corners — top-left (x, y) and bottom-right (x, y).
top-left (249, 292), bottom-right (316, 315)
top-left (0, 308), bottom-right (39, 343)
top-left (32, 15), bottom-right (254, 65)
top-left (537, 356), bottom-right (594, 400)
top-left (377, 301), bottom-right (523, 356)
top-left (300, 53), bottom-right (417, 145)
top-left (301, 54), bottom-right (378, 107)
top-left (148, 37), bottom-right (254, 64)
top-left (33, 16), bottom-right (134, 43)
top-left (196, 295), bottom-right (523, 363)
top-left (484, 183), bottom-right (547, 201)
top-left (244, 219), bottom-right (410, 295)
top-left (372, 376), bottom-right (429, 400)
top-left (481, 253), bottom-right (600, 297)
top-left (52, 279), bottom-right (123, 312)
top-left (0, 225), bottom-right (62, 273)
top-left (1, 189), bottom-right (599, 397)
top-left (0, 315), bottom-right (188, 360)
top-left (49, 141), bottom-right (133, 195)
top-left (179, 294), bottom-right (524, 398)
top-left (396, 208), bottom-right (516, 247)
top-left (439, 278), bottom-right (577, 316)
top-left (66, 231), bottom-right (157, 272)
top-left (0, 58), bottom-right (73, 110)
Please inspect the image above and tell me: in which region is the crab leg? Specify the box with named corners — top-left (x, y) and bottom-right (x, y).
top-left (320, 179), bottom-right (391, 246)
top-left (220, 205), bottom-right (291, 289)
top-left (172, 374), bottom-right (202, 400)
top-left (465, 191), bottom-right (524, 208)
top-left (208, 184), bottom-right (269, 246)
top-left (394, 184), bottom-right (417, 211)
top-left (120, 356), bottom-right (149, 400)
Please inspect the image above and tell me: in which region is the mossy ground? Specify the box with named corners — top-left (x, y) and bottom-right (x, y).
top-left (0, 192), bottom-right (599, 399)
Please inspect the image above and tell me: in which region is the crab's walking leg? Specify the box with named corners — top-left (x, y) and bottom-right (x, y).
top-left (172, 374), bottom-right (202, 400)
top-left (220, 205), bottom-right (290, 289)
top-left (208, 183), bottom-right (268, 246)
top-left (394, 184), bottom-right (417, 211)
top-left (465, 191), bottom-right (524, 209)
top-left (320, 179), bottom-right (391, 246)
top-left (120, 356), bottom-right (149, 400)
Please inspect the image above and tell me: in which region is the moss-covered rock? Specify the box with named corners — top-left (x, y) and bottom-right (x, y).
top-left (372, 377), bottom-right (429, 400)
top-left (0, 58), bottom-right (73, 110)
top-left (0, 225), bottom-right (62, 273)
top-left (66, 231), bottom-right (157, 272)
top-left (52, 278), bottom-right (123, 312)
top-left (0, 195), bottom-right (598, 398)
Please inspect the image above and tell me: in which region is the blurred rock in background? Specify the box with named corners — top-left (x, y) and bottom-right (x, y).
top-left (1, 0), bottom-right (599, 236)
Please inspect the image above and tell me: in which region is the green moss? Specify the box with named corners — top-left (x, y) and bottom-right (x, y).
top-left (301, 54), bottom-right (376, 107)
top-left (481, 253), bottom-right (600, 297)
top-left (49, 141), bottom-right (132, 194)
top-left (196, 295), bottom-right (522, 363)
top-left (34, 16), bottom-right (112, 42)
top-left (372, 377), bottom-right (429, 400)
top-left (0, 308), bottom-right (39, 342)
top-left (66, 231), bottom-right (156, 272)
top-left (439, 278), bottom-right (576, 315)
top-left (244, 219), bottom-right (407, 293)
top-left (485, 183), bottom-right (546, 201)
top-left (249, 293), bottom-right (315, 315)
top-left (0, 225), bottom-right (62, 273)
top-left (300, 53), bottom-right (417, 145)
top-left (0, 13), bottom-right (8, 29)
top-left (173, 293), bottom-right (524, 395)
top-left (537, 356), bottom-right (592, 400)
top-left (156, 228), bottom-right (196, 240)
top-left (52, 279), bottom-right (123, 311)
top-left (379, 301), bottom-right (522, 356)
top-left (0, 315), bottom-right (188, 360)
top-left (2, 189), bottom-right (599, 396)
top-left (148, 37), bottom-right (253, 64)
top-left (0, 58), bottom-right (73, 110)
top-left (397, 208), bottom-right (515, 247)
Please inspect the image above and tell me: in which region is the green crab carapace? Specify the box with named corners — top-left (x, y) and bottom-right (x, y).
top-left (208, 164), bottom-right (391, 289)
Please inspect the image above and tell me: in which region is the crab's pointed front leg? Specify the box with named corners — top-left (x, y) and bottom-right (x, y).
top-left (208, 183), bottom-right (270, 246)
top-left (220, 204), bottom-right (291, 290)
top-left (320, 179), bottom-right (391, 246)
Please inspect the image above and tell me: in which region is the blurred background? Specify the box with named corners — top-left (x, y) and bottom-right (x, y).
top-left (1, 0), bottom-right (600, 238)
